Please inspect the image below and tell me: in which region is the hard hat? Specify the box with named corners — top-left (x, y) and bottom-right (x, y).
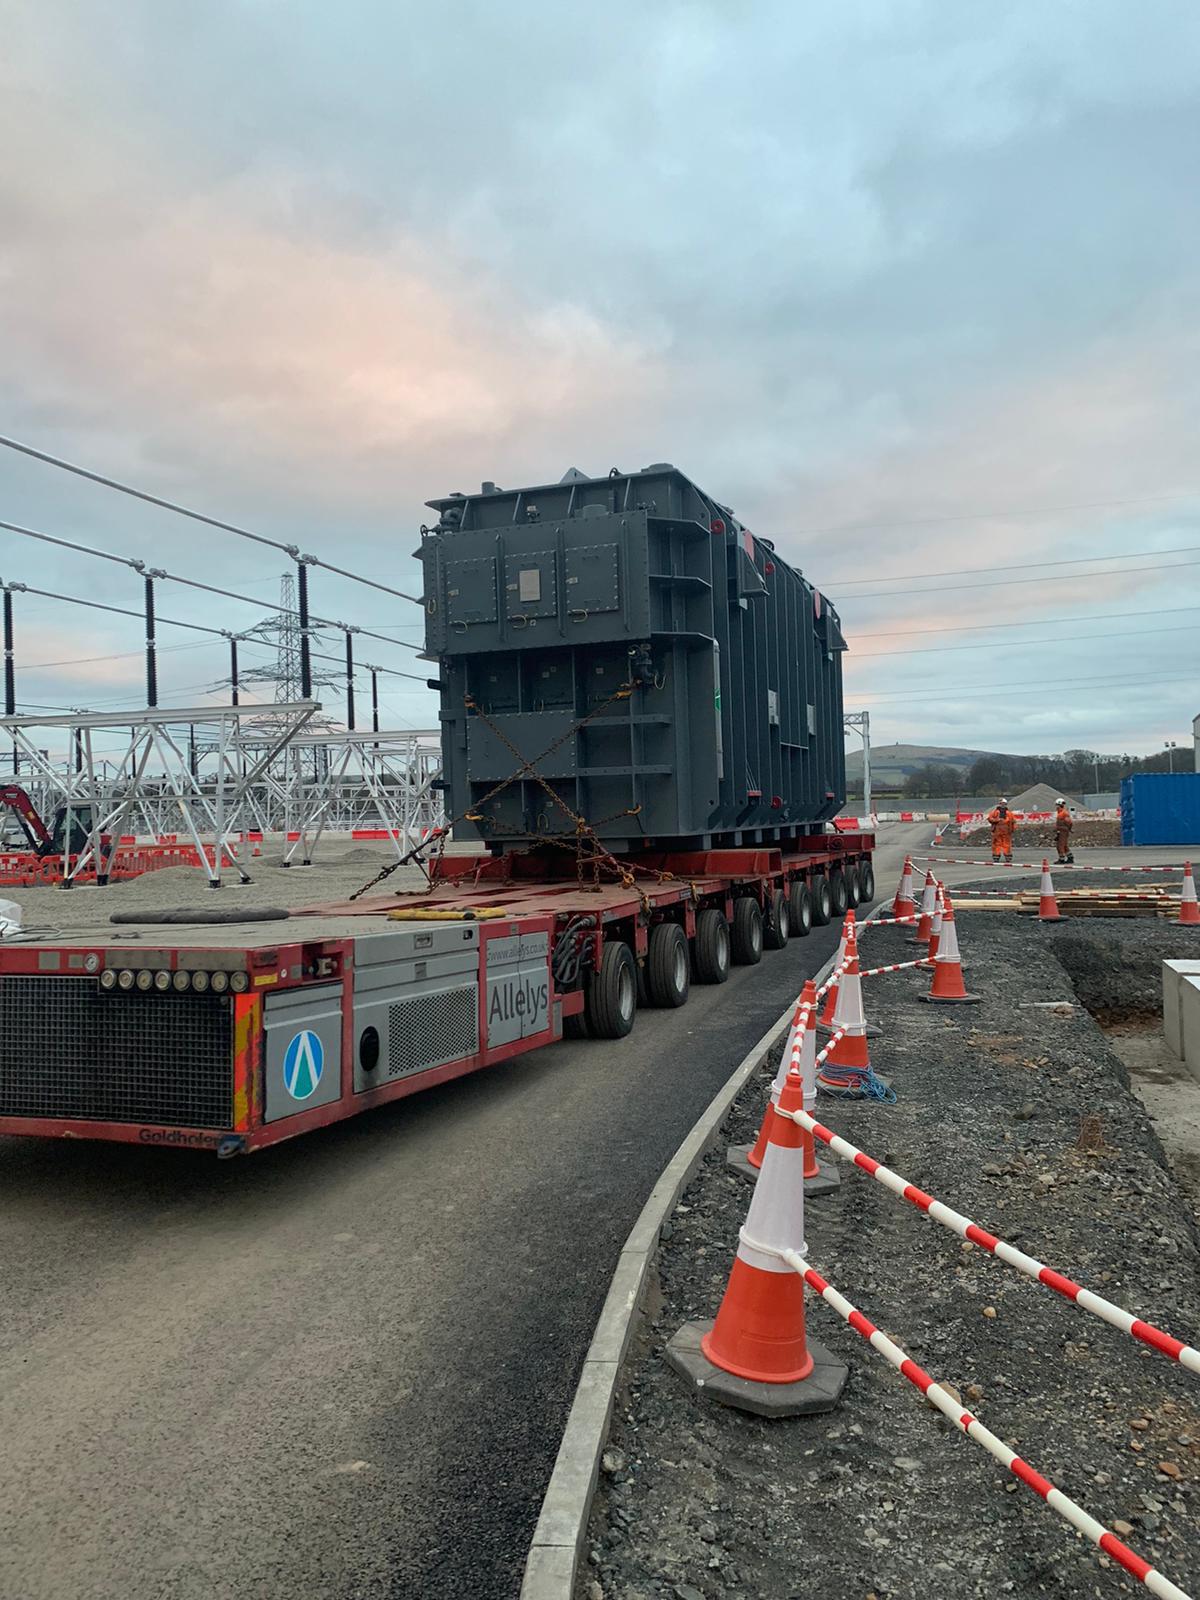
top-left (999, 797), bottom-right (1008, 805)
top-left (1057, 798), bottom-right (1066, 806)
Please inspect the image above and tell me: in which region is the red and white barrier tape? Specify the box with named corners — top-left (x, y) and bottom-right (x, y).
top-left (919, 854), bottom-right (1183, 874)
top-left (743, 1238), bottom-right (1193, 1600)
top-left (815, 964), bottom-right (847, 999)
top-left (858, 958), bottom-right (933, 979)
top-left (773, 1104), bottom-right (1200, 1377)
top-left (813, 1029), bottom-right (846, 1068)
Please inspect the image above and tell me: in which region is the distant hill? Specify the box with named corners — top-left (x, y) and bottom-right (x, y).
top-left (845, 743), bottom-right (1010, 787)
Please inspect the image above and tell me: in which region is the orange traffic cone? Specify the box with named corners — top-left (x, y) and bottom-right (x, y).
top-left (819, 925), bottom-right (871, 1076)
top-left (909, 869), bottom-right (937, 946)
top-left (666, 1064), bottom-right (849, 1413)
top-left (927, 881), bottom-right (945, 960)
top-left (892, 854), bottom-right (916, 920)
top-left (817, 915), bottom-right (853, 1034)
top-left (746, 986), bottom-right (814, 1168)
top-left (920, 893), bottom-right (980, 1004)
top-left (1180, 863), bottom-right (1200, 926)
top-left (1038, 859), bottom-right (1065, 923)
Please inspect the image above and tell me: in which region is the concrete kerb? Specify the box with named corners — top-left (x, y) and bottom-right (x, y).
top-left (519, 922), bottom-right (863, 1600)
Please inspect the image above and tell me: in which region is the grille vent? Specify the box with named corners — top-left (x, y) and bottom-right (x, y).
top-left (386, 986), bottom-right (478, 1079)
top-left (0, 977), bottom-right (233, 1128)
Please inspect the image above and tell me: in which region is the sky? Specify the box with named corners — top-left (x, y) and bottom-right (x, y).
top-left (1, 0), bottom-right (1198, 764)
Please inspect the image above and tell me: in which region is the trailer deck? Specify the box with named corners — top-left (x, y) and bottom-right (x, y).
top-left (0, 836), bottom-right (872, 1155)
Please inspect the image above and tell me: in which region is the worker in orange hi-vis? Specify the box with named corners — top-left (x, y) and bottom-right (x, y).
top-left (987, 798), bottom-right (1017, 864)
top-left (1054, 798), bottom-right (1074, 865)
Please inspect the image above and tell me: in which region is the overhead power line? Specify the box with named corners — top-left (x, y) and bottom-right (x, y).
top-left (850, 621), bottom-right (1199, 660)
top-left (794, 488), bottom-right (1197, 541)
top-left (849, 602), bottom-right (1200, 640)
top-left (857, 667), bottom-right (1196, 702)
top-left (0, 516), bottom-right (423, 653)
top-left (827, 542), bottom-right (1200, 589)
top-left (830, 556), bottom-right (1200, 602)
top-left (0, 431), bottom-right (423, 606)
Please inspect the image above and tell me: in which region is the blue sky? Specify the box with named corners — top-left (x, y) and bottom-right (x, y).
top-left (1, 1), bottom-right (1197, 757)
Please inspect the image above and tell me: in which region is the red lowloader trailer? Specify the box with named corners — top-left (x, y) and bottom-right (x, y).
top-left (0, 835), bottom-right (872, 1156)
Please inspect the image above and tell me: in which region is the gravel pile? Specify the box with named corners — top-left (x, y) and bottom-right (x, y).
top-left (581, 914), bottom-right (1200, 1600)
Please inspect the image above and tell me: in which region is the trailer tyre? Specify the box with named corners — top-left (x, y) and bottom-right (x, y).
top-left (845, 866), bottom-right (862, 907)
top-left (811, 875), bottom-right (832, 926)
top-left (763, 887), bottom-right (790, 950)
top-left (830, 870), bottom-right (850, 917)
top-left (788, 882), bottom-right (813, 938)
top-left (859, 861), bottom-right (875, 902)
top-left (647, 923), bottom-right (690, 1007)
top-left (694, 908), bottom-right (731, 985)
top-left (731, 898), bottom-right (764, 965)
top-left (585, 941), bottom-right (637, 1039)
top-left (564, 1008), bottom-right (590, 1040)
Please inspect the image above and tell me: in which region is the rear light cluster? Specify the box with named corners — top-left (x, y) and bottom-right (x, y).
top-left (98, 967), bottom-right (249, 994)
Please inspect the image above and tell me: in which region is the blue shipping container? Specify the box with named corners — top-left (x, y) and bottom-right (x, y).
top-left (1119, 773), bottom-right (1200, 846)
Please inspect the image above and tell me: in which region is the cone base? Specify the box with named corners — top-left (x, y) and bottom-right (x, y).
top-left (919, 991), bottom-right (982, 1005)
top-left (666, 1320), bottom-right (848, 1417)
top-left (1038, 913), bottom-right (1066, 923)
top-left (817, 1019), bottom-right (883, 1039)
top-left (726, 1144), bottom-right (841, 1195)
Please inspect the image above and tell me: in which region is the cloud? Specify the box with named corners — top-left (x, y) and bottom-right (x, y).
top-left (1, 0), bottom-right (1198, 754)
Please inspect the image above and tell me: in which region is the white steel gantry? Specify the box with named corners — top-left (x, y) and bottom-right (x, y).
top-left (0, 702), bottom-right (319, 887)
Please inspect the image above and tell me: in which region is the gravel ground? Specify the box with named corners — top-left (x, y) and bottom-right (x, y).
top-left (1, 841), bottom-right (439, 939)
top-left (581, 912), bottom-right (1200, 1600)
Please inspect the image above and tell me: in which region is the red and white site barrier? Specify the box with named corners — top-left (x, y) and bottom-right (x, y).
top-left (741, 1237), bottom-right (1193, 1600)
top-left (773, 1102), bottom-right (1200, 1377)
top-left (857, 958), bottom-right (933, 979)
top-left (919, 854), bottom-right (1185, 874)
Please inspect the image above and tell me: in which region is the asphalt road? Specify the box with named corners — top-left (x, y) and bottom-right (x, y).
top-left (0, 827), bottom-right (914, 1600)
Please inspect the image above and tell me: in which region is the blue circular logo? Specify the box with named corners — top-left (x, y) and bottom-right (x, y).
top-left (282, 1030), bottom-right (324, 1100)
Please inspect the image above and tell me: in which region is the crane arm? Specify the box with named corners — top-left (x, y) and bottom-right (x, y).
top-left (0, 785), bottom-right (55, 853)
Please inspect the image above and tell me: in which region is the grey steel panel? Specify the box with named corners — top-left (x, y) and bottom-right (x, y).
top-left (504, 550), bottom-right (558, 620)
top-left (353, 925), bottom-right (479, 968)
top-left (445, 557), bottom-right (498, 628)
top-left (263, 982), bottom-right (344, 1122)
top-left (564, 543), bottom-right (620, 614)
top-left (467, 710), bottom-right (578, 781)
top-left (484, 932), bottom-right (550, 1048)
top-left (353, 970), bottom-right (479, 1092)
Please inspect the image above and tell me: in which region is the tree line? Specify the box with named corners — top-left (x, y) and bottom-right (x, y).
top-left (884, 747), bottom-right (1190, 801)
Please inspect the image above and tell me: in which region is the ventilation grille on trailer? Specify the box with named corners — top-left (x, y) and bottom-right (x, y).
top-left (386, 986), bottom-right (478, 1079)
top-left (0, 978), bottom-right (234, 1128)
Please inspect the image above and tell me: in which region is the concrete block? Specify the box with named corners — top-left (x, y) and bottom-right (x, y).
top-left (1162, 960), bottom-right (1200, 1059)
top-left (665, 1319), bottom-right (848, 1417)
top-left (1181, 976), bottom-right (1200, 1085)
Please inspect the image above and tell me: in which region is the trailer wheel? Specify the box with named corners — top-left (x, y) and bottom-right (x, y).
top-left (859, 860), bottom-right (876, 902)
top-left (845, 865), bottom-right (862, 907)
top-left (810, 876), bottom-right (832, 926)
top-left (647, 923), bottom-right (690, 1007)
top-left (585, 940), bottom-right (637, 1039)
top-left (763, 887), bottom-right (790, 950)
top-left (731, 898), bottom-right (764, 965)
top-left (788, 882), bottom-right (813, 938)
top-left (694, 908), bottom-right (731, 984)
top-left (830, 870), bottom-right (850, 916)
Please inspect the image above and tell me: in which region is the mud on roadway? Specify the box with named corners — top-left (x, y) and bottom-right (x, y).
top-left (582, 902), bottom-right (1200, 1600)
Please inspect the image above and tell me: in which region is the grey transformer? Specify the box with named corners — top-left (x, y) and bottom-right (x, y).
top-left (418, 463), bottom-right (846, 854)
